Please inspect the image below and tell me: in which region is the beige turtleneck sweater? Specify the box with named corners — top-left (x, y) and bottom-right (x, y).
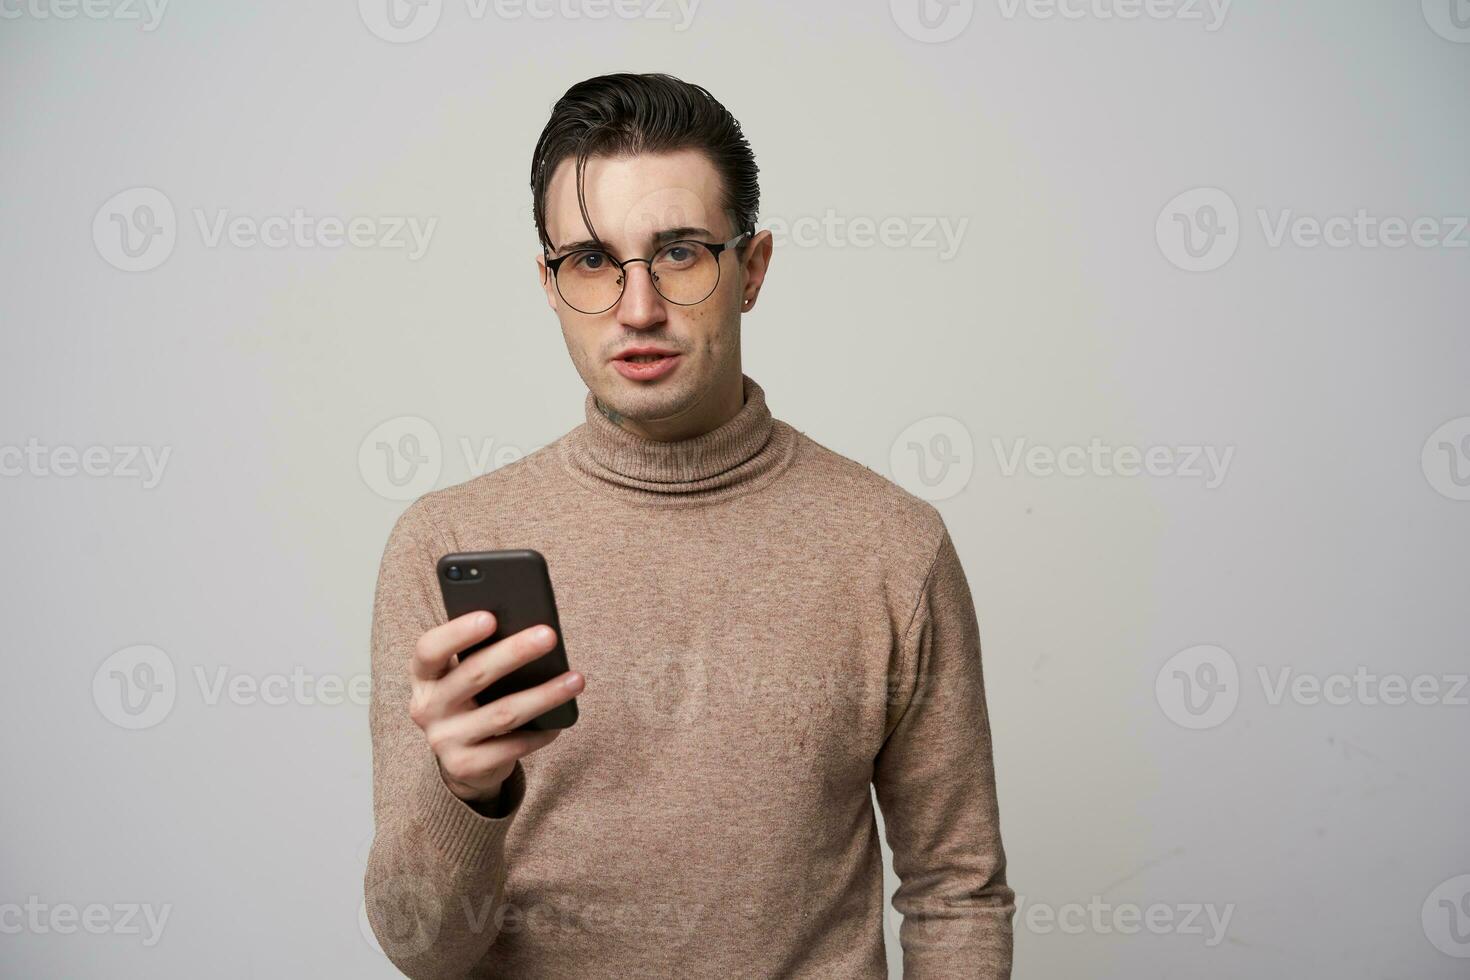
top-left (365, 374), bottom-right (1014, 978)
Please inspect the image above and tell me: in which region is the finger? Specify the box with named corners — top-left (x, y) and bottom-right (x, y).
top-left (438, 623), bottom-right (560, 707)
top-left (447, 727), bottom-right (563, 781)
top-left (445, 669), bottom-right (583, 743)
top-left (411, 611), bottom-right (497, 682)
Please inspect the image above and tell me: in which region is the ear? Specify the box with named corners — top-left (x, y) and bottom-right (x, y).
top-left (736, 230), bottom-right (774, 312)
top-left (535, 252), bottom-right (558, 312)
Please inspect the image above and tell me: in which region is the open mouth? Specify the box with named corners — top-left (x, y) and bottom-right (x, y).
top-left (612, 350), bottom-right (683, 380)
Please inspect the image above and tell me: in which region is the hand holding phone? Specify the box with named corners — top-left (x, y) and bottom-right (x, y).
top-left (403, 551), bottom-right (581, 811)
top-left (437, 550), bottom-right (578, 729)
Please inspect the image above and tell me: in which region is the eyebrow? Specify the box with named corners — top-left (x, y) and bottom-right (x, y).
top-left (552, 226), bottom-right (714, 257)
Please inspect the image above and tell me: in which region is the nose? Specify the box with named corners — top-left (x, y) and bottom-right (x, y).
top-left (614, 260), bottom-right (667, 330)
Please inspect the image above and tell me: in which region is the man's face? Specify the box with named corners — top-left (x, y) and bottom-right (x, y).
top-left (536, 148), bottom-right (770, 429)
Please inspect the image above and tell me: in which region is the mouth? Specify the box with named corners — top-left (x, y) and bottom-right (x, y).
top-left (613, 347), bottom-right (680, 362)
top-left (611, 348), bottom-right (683, 381)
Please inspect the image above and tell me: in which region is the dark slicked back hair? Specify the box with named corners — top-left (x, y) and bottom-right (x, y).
top-left (530, 72), bottom-right (759, 255)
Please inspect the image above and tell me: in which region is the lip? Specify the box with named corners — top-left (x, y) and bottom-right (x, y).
top-left (612, 346), bottom-right (681, 360)
top-left (611, 349), bottom-right (683, 382)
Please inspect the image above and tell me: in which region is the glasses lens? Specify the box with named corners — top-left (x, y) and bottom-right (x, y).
top-left (556, 249), bottom-right (621, 313)
top-left (650, 240), bottom-right (720, 306)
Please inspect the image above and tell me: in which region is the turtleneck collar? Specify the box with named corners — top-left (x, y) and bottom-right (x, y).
top-left (558, 373), bottom-right (799, 506)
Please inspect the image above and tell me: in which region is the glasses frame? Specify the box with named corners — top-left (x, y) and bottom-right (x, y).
top-left (542, 231), bottom-right (752, 315)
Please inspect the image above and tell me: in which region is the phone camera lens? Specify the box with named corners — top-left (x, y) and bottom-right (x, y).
top-left (447, 565), bottom-right (462, 581)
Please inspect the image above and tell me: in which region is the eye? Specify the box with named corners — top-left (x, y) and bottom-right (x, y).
top-left (658, 243), bottom-right (698, 268)
top-left (569, 250), bottom-right (610, 272)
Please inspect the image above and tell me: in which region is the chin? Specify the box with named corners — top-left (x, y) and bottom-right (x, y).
top-left (596, 370), bottom-right (698, 420)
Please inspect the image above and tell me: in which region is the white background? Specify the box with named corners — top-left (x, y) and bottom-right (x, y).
top-left (1, 1), bottom-right (1467, 976)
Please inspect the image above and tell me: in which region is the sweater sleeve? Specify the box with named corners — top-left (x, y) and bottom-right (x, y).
top-left (363, 498), bottom-right (528, 979)
top-left (872, 523), bottom-right (1016, 979)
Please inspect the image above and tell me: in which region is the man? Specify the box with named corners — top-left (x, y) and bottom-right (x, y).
top-left (365, 72), bottom-right (1014, 978)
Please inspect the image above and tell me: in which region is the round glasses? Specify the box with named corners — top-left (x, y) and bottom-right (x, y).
top-left (543, 232), bottom-right (751, 315)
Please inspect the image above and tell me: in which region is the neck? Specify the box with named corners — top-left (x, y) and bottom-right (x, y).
top-left (559, 373), bottom-right (799, 506)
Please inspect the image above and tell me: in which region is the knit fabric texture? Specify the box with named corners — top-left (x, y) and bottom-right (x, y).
top-left (365, 373), bottom-right (1014, 978)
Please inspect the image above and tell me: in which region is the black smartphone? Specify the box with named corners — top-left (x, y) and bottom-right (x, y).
top-left (436, 549), bottom-right (578, 731)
